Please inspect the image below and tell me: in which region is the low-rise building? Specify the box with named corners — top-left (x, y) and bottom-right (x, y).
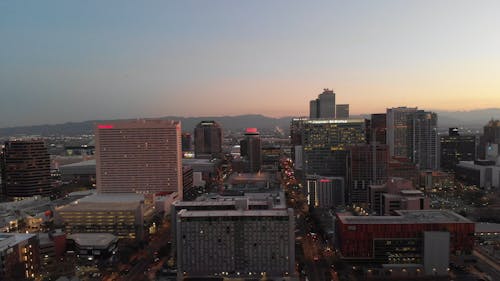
top-left (59, 159), bottom-right (96, 187)
top-left (67, 233), bottom-right (118, 260)
top-left (455, 159), bottom-right (500, 189)
top-left (379, 190), bottom-right (429, 216)
top-left (419, 170), bottom-right (455, 191)
top-left (369, 177), bottom-right (427, 215)
top-left (336, 210), bottom-right (474, 277)
top-left (182, 158), bottom-right (217, 187)
top-left (54, 193), bottom-right (148, 239)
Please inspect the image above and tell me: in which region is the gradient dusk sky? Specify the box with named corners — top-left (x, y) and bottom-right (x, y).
top-left (1, 0), bottom-right (500, 127)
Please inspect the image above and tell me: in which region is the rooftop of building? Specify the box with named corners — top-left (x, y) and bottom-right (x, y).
top-left (68, 233), bottom-right (117, 248)
top-left (475, 222), bottom-right (500, 233)
top-left (78, 193), bottom-right (144, 204)
top-left (370, 177), bottom-right (415, 193)
top-left (96, 119), bottom-right (179, 129)
top-left (182, 158), bottom-right (216, 165)
top-left (399, 190), bottom-right (424, 196)
top-left (337, 210), bottom-right (472, 225)
top-left (60, 159), bottom-right (96, 168)
top-left (176, 190), bottom-right (286, 209)
top-left (56, 193), bottom-right (144, 212)
top-left (228, 172), bottom-right (271, 182)
top-left (291, 118), bottom-right (365, 124)
top-left (382, 193), bottom-right (423, 200)
top-left (0, 233), bottom-right (36, 251)
top-left (178, 208), bottom-right (291, 218)
top-left (38, 233), bottom-right (52, 245)
top-left (458, 160), bottom-right (500, 168)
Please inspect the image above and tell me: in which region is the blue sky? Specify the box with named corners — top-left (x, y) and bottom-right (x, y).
top-left (1, 1), bottom-right (500, 127)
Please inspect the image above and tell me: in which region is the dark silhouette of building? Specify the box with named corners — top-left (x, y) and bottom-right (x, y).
top-left (261, 145), bottom-right (281, 172)
top-left (348, 143), bottom-right (389, 205)
top-left (309, 88), bottom-right (336, 118)
top-left (194, 121), bottom-right (222, 159)
top-left (181, 132), bottom-right (192, 152)
top-left (440, 128), bottom-right (476, 171)
top-left (182, 166), bottom-right (195, 200)
top-left (336, 104), bottom-right (349, 119)
top-left (388, 157), bottom-right (419, 186)
top-left (386, 107), bottom-right (418, 158)
top-left (0, 233), bottom-right (40, 280)
top-left (478, 119), bottom-right (500, 159)
top-left (240, 128), bottom-right (262, 173)
top-left (370, 113), bottom-right (387, 145)
top-left (2, 140), bottom-right (52, 197)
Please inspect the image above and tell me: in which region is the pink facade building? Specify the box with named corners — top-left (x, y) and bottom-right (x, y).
top-left (96, 119), bottom-right (182, 196)
top-left (369, 177), bottom-right (430, 215)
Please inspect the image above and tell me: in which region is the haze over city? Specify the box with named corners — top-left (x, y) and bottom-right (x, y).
top-left (1, 0), bottom-right (500, 127)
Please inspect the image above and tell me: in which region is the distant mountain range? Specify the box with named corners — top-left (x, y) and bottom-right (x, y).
top-left (1, 109), bottom-right (499, 137)
top-left (0, 115), bottom-right (295, 137)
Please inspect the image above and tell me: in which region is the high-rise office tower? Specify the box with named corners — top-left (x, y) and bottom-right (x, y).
top-left (240, 128), bottom-right (262, 173)
top-left (309, 88), bottom-right (336, 118)
top-left (290, 118), bottom-right (307, 169)
top-left (194, 121), bottom-right (223, 159)
top-left (388, 157), bottom-right (419, 185)
top-left (335, 104), bottom-right (349, 119)
top-left (478, 119), bottom-right (500, 159)
top-left (386, 107), bottom-right (418, 158)
top-left (306, 175), bottom-right (345, 208)
top-left (440, 128), bottom-right (476, 171)
top-left (370, 113), bottom-right (387, 145)
top-left (181, 132), bottom-right (192, 152)
top-left (407, 110), bottom-right (439, 170)
top-left (318, 89), bottom-right (336, 118)
top-left (348, 143), bottom-right (389, 205)
top-left (1, 140), bottom-right (51, 197)
top-left (95, 119), bottom-right (182, 195)
top-left (309, 99), bottom-right (319, 119)
top-left (296, 118), bottom-right (366, 177)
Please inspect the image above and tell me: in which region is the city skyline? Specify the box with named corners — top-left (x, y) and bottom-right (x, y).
top-left (2, 1), bottom-right (500, 127)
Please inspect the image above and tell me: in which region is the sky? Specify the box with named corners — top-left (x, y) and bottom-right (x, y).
top-left (1, 0), bottom-right (500, 127)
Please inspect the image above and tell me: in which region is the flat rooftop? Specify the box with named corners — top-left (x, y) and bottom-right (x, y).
top-left (78, 193), bottom-right (144, 204)
top-left (178, 209), bottom-right (290, 218)
top-left (199, 191), bottom-right (284, 201)
top-left (68, 233), bottom-right (117, 248)
top-left (60, 159), bottom-right (96, 168)
top-left (475, 222), bottom-right (500, 233)
top-left (338, 210), bottom-right (472, 225)
top-left (0, 233), bottom-right (36, 251)
top-left (56, 193), bottom-right (144, 212)
top-left (182, 158), bottom-right (216, 165)
top-left (176, 191), bottom-right (286, 209)
top-left (400, 190), bottom-right (424, 195)
top-left (292, 118), bottom-right (365, 124)
top-left (228, 173), bottom-right (271, 183)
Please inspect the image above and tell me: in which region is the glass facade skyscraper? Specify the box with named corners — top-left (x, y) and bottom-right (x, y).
top-left (293, 118), bottom-right (366, 177)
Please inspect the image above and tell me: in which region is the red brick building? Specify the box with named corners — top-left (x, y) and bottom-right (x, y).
top-left (336, 210), bottom-right (475, 263)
